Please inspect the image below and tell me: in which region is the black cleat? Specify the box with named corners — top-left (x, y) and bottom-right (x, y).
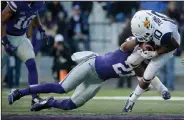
top-left (31, 95), bottom-right (44, 105)
top-left (8, 89), bottom-right (22, 105)
top-left (30, 96), bottom-right (54, 111)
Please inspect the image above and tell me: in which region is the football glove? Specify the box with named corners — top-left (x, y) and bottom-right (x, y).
top-left (141, 50), bottom-right (158, 59)
top-left (2, 36), bottom-right (17, 56)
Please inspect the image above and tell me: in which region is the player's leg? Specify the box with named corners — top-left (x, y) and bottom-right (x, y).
top-left (30, 82), bottom-right (87, 111)
top-left (31, 76), bottom-right (105, 111)
top-left (123, 60), bottom-right (170, 112)
top-left (30, 58), bottom-right (105, 111)
top-left (44, 58), bottom-right (104, 110)
top-left (21, 59), bottom-right (93, 95)
top-left (8, 58), bottom-right (96, 105)
top-left (13, 35), bottom-right (41, 100)
top-left (129, 52), bottom-right (174, 101)
top-left (136, 76), bottom-right (169, 96)
top-left (127, 48), bottom-right (170, 94)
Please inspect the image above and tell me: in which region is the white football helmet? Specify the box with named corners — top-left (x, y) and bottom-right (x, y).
top-left (131, 10), bottom-right (155, 42)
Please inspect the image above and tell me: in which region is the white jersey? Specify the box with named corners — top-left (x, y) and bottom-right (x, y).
top-left (144, 10), bottom-right (180, 46)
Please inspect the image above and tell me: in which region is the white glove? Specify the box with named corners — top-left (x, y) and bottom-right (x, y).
top-left (181, 58), bottom-right (184, 65)
top-left (141, 50), bottom-right (158, 59)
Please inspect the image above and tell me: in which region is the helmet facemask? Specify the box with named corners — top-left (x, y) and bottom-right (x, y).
top-left (131, 11), bottom-right (155, 43)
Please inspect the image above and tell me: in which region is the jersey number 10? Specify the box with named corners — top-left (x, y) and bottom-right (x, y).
top-left (14, 15), bottom-right (36, 29)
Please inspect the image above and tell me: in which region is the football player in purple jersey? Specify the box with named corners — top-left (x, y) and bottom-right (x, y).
top-left (8, 36), bottom-right (170, 112)
top-left (2, 1), bottom-right (49, 105)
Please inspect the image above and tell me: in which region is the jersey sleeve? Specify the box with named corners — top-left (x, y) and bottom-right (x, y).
top-left (7, 1), bottom-right (18, 12)
top-left (160, 32), bottom-right (172, 46)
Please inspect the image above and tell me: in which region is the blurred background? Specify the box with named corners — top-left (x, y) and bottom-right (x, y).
top-left (2, 1), bottom-right (184, 91)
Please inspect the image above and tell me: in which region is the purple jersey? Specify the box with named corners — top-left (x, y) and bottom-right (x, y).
top-left (95, 49), bottom-right (135, 80)
top-left (6, 1), bottom-right (44, 36)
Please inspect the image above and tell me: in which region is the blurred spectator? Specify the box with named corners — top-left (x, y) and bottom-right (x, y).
top-left (118, 19), bottom-right (132, 46)
top-left (160, 57), bottom-right (175, 90)
top-left (68, 5), bottom-right (90, 53)
top-left (140, 1), bottom-right (168, 12)
top-left (72, 1), bottom-right (93, 22)
top-left (57, 12), bottom-right (68, 42)
top-left (163, 1), bottom-right (181, 24)
top-left (47, 2), bottom-right (68, 42)
top-left (47, 1), bottom-right (67, 21)
top-left (107, 2), bottom-right (139, 22)
top-left (4, 56), bottom-right (22, 88)
top-left (164, 1), bottom-right (184, 55)
top-left (176, 2), bottom-right (184, 51)
top-left (42, 11), bottom-right (58, 38)
top-left (41, 11), bottom-right (57, 54)
top-left (50, 34), bottom-right (75, 82)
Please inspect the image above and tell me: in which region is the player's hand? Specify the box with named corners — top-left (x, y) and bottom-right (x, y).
top-left (38, 26), bottom-right (50, 45)
top-left (141, 50), bottom-right (158, 59)
top-left (2, 36), bottom-right (17, 56)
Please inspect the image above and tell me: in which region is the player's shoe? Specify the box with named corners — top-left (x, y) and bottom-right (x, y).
top-left (162, 90), bottom-right (171, 100)
top-left (122, 99), bottom-right (135, 112)
top-left (31, 95), bottom-right (45, 105)
top-left (30, 96), bottom-right (54, 111)
top-left (8, 89), bottom-right (22, 105)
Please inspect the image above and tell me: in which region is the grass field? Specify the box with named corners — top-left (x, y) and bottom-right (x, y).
top-left (2, 88), bottom-right (184, 120)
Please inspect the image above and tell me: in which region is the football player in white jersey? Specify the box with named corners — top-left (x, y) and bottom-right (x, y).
top-left (122, 10), bottom-right (180, 112)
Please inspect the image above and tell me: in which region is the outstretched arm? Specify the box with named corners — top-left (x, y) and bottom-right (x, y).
top-left (156, 36), bottom-right (179, 55)
top-left (120, 37), bottom-right (139, 52)
top-left (139, 33), bottom-right (179, 59)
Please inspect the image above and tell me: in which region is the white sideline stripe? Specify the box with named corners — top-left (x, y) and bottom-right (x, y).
top-left (51, 96), bottom-right (184, 101)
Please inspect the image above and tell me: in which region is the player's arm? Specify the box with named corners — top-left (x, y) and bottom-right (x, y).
top-left (32, 13), bottom-right (49, 45)
top-left (32, 13), bottom-right (44, 29)
top-left (156, 32), bottom-right (179, 55)
top-left (140, 32), bottom-right (179, 59)
top-left (120, 37), bottom-right (140, 52)
top-left (1, 5), bottom-right (14, 39)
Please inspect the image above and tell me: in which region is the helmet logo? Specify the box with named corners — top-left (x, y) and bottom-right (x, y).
top-left (144, 18), bottom-right (150, 29)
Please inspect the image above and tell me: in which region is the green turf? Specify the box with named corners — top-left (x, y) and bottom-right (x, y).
top-left (2, 88), bottom-right (184, 115)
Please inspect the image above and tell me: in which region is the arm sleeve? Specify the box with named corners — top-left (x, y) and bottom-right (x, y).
top-left (7, 1), bottom-right (17, 12)
top-left (160, 32), bottom-right (172, 46)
